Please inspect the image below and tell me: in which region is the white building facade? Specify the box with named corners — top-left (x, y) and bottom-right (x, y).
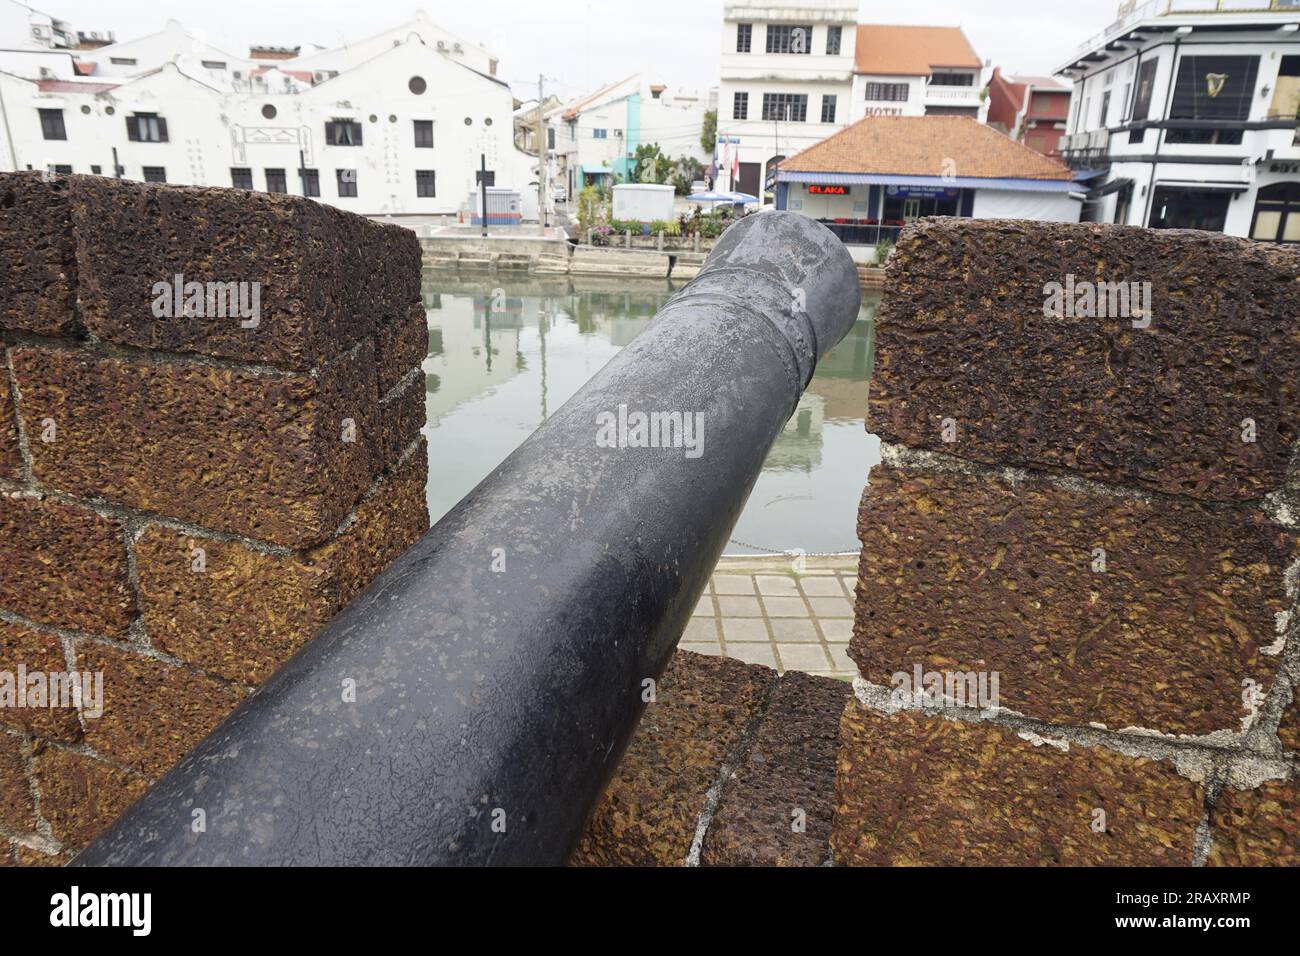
top-left (0, 4), bottom-right (535, 219)
top-left (1058, 0), bottom-right (1300, 241)
top-left (718, 2), bottom-right (988, 197)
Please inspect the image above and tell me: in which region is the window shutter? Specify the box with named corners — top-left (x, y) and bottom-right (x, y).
top-left (156, 117), bottom-right (169, 142)
top-left (126, 116), bottom-right (139, 141)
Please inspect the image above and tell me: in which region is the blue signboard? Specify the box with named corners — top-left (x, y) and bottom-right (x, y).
top-left (884, 184), bottom-right (960, 199)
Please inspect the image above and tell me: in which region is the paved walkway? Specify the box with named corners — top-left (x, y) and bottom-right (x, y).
top-left (684, 555), bottom-right (859, 681)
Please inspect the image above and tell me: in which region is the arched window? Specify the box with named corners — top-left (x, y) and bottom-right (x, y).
top-left (1250, 182), bottom-right (1300, 243)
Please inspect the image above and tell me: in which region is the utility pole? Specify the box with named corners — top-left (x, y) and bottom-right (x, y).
top-left (537, 74), bottom-right (548, 228)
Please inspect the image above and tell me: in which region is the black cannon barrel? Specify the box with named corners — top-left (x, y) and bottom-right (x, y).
top-left (75, 212), bottom-right (862, 866)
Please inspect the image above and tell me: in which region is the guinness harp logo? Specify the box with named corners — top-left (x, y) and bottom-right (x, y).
top-left (1206, 73), bottom-right (1228, 98)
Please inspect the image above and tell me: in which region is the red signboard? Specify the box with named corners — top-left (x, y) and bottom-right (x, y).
top-left (807, 185), bottom-right (847, 195)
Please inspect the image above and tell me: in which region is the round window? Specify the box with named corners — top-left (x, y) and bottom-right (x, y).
top-left (104, 106), bottom-right (115, 115)
top-left (262, 104), bottom-right (277, 119)
top-left (409, 76), bottom-right (427, 95)
top-left (80, 105), bottom-right (91, 114)
top-left (388, 114), bottom-right (397, 123)
top-left (484, 117), bottom-right (493, 126)
top-left (463, 117), bottom-right (472, 126)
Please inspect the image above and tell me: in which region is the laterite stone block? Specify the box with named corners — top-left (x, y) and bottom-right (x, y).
top-left (379, 376), bottom-right (425, 469)
top-left (0, 369), bottom-right (21, 480)
top-left (136, 444), bottom-right (428, 684)
top-left (0, 172), bottom-right (79, 336)
top-left (873, 219), bottom-right (1300, 502)
top-left (30, 744), bottom-right (147, 850)
top-left (1207, 777), bottom-right (1300, 866)
top-left (571, 651), bottom-right (775, 867)
top-left (0, 621), bottom-right (81, 741)
top-left (700, 671), bottom-right (849, 867)
top-left (0, 491), bottom-right (133, 637)
top-left (13, 344), bottom-right (380, 548)
top-left (851, 460), bottom-right (1294, 735)
top-left (377, 302), bottom-right (429, 395)
top-left (69, 175), bottom-right (422, 369)
top-left (74, 642), bottom-right (244, 778)
top-left (0, 732), bottom-right (35, 832)
top-left (832, 701), bottom-right (1204, 866)
top-left (1279, 691), bottom-right (1299, 751)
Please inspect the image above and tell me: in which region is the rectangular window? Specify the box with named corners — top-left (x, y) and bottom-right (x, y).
top-left (762, 93), bottom-right (808, 122)
top-left (864, 82), bottom-right (909, 102)
top-left (336, 169), bottom-right (358, 197)
top-left (737, 23), bottom-right (752, 53)
top-left (325, 119), bottom-right (363, 146)
top-left (1132, 58), bottom-right (1158, 121)
top-left (126, 113), bottom-right (168, 142)
top-left (90, 164), bottom-right (102, 175)
top-left (548, 127), bottom-right (556, 149)
top-left (1099, 91), bottom-right (1112, 128)
top-left (38, 108), bottom-right (66, 140)
top-left (593, 128), bottom-right (608, 139)
top-left (230, 167), bottom-right (253, 189)
top-left (930, 72), bottom-right (975, 87)
top-left (416, 170), bottom-right (436, 198)
top-left (766, 24), bottom-right (813, 55)
top-left (821, 94), bottom-right (837, 124)
top-left (49, 164), bottom-right (71, 175)
top-left (265, 168), bottom-right (287, 193)
top-left (141, 166), bottom-right (166, 183)
top-left (200, 60), bottom-right (226, 70)
top-left (733, 92), bottom-right (748, 120)
top-left (300, 168), bottom-right (320, 197)
top-left (826, 25), bottom-right (842, 56)
top-left (109, 57), bottom-right (136, 65)
top-left (413, 119), bottom-right (434, 148)
top-left (1171, 55), bottom-right (1259, 122)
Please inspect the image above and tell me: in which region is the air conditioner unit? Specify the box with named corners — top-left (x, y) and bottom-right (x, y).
top-left (31, 25), bottom-right (48, 40)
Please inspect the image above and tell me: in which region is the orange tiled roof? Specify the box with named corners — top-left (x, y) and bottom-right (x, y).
top-left (782, 116), bottom-right (1073, 181)
top-left (855, 24), bottom-right (981, 76)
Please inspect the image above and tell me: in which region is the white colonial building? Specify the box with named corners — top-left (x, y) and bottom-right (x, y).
top-left (0, 3), bottom-right (537, 219)
top-left (1058, 0), bottom-right (1300, 241)
top-left (718, 1), bottom-right (988, 196)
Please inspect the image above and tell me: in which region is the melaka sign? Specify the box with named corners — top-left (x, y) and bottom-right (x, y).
top-left (807, 185), bottom-right (848, 195)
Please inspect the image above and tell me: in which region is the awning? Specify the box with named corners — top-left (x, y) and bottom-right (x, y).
top-left (1085, 177), bottom-right (1134, 200)
top-left (777, 170), bottom-right (1077, 193)
top-left (582, 165), bottom-right (612, 176)
top-left (1154, 180), bottom-right (1250, 193)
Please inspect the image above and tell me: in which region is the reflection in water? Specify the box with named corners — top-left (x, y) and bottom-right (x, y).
top-left (420, 272), bottom-right (880, 555)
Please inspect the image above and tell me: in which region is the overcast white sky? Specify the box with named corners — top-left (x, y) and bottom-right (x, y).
top-left (48, 0), bottom-right (1119, 98)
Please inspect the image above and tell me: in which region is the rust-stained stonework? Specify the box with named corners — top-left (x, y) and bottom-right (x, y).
top-left (0, 492), bottom-right (134, 638)
top-left (832, 701), bottom-right (1205, 866)
top-left (0, 733), bottom-right (36, 832)
top-left (68, 175), bottom-right (421, 370)
top-left (0, 621), bottom-right (82, 742)
top-left (29, 744), bottom-right (147, 851)
top-left (0, 173), bottom-right (79, 336)
top-left (0, 373), bottom-right (20, 480)
top-left (851, 461), bottom-right (1294, 735)
top-left (1279, 694), bottom-right (1299, 752)
top-left (700, 671), bottom-right (849, 867)
top-left (872, 219), bottom-right (1300, 502)
top-left (137, 444), bottom-right (429, 684)
top-left (571, 651), bottom-right (775, 866)
top-left (13, 344), bottom-right (380, 549)
top-left (1207, 778), bottom-right (1300, 866)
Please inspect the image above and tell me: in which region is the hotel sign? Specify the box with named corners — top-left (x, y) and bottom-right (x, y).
top-left (807, 185), bottom-right (848, 195)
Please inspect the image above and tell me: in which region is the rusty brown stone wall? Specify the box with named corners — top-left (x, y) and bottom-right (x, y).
top-left (0, 172), bottom-right (429, 865)
top-left (837, 219), bottom-right (1300, 866)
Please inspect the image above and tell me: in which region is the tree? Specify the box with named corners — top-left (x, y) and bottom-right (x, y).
top-left (670, 156), bottom-right (705, 196)
top-left (632, 143), bottom-right (673, 185)
top-left (700, 109), bottom-right (717, 157)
